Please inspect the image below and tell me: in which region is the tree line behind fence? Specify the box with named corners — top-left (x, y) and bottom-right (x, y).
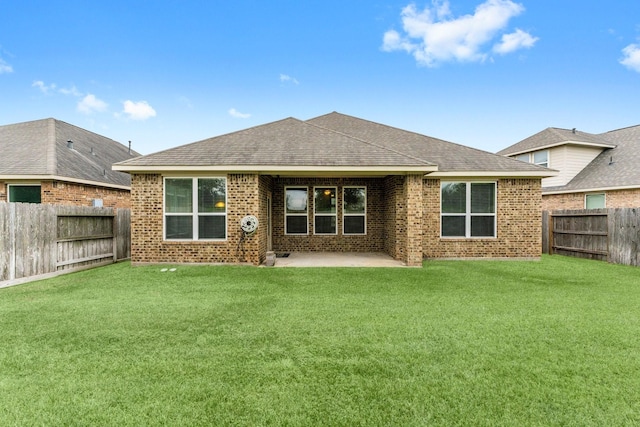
top-left (542, 208), bottom-right (640, 267)
top-left (0, 203), bottom-right (131, 283)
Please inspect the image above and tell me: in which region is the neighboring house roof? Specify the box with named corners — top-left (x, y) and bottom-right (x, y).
top-left (544, 124), bottom-right (640, 193)
top-left (496, 127), bottom-right (616, 156)
top-left (0, 118), bottom-right (139, 189)
top-left (115, 112), bottom-right (553, 178)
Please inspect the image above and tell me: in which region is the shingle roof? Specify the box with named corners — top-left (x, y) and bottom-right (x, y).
top-left (543, 124), bottom-right (640, 193)
top-left (116, 112), bottom-right (552, 177)
top-left (115, 117), bottom-right (435, 169)
top-left (0, 118), bottom-right (139, 187)
top-left (308, 113), bottom-right (549, 173)
top-left (496, 127), bottom-right (616, 156)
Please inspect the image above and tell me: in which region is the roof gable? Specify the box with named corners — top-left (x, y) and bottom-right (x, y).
top-left (497, 127), bottom-right (616, 156)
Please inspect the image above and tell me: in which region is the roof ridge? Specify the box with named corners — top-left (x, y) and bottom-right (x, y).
top-left (549, 126), bottom-right (617, 140)
top-left (602, 123), bottom-right (640, 134)
top-left (304, 118), bottom-right (436, 166)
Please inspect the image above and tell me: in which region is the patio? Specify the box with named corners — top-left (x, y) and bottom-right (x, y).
top-left (270, 252), bottom-right (408, 267)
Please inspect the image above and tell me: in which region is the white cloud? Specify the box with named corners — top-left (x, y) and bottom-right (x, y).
top-left (620, 44), bottom-right (640, 72)
top-left (382, 0), bottom-right (535, 66)
top-left (228, 108), bottom-right (251, 119)
top-left (493, 28), bottom-right (538, 54)
top-left (122, 100), bottom-right (157, 120)
top-left (77, 94), bottom-right (108, 114)
top-left (0, 58), bottom-right (12, 74)
top-left (33, 80), bottom-right (84, 97)
top-left (59, 85), bottom-right (82, 97)
top-left (32, 80), bottom-right (57, 94)
top-left (280, 74), bottom-right (299, 85)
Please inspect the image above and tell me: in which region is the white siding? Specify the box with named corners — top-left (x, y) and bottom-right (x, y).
top-left (542, 145), bottom-right (605, 188)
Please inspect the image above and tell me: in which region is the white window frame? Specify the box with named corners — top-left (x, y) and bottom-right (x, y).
top-left (440, 181), bottom-right (497, 238)
top-left (313, 186), bottom-right (338, 235)
top-left (343, 186), bottom-right (366, 235)
top-left (163, 177), bottom-right (227, 241)
top-left (7, 183), bottom-right (42, 203)
top-left (284, 186), bottom-right (309, 235)
top-left (585, 193), bottom-right (606, 209)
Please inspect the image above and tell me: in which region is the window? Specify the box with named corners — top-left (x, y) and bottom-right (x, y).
top-left (8, 185), bottom-right (41, 203)
top-left (164, 178), bottom-right (226, 240)
top-left (533, 150), bottom-right (548, 168)
top-left (585, 193), bottom-right (605, 209)
top-left (285, 187), bottom-right (308, 234)
top-left (343, 187), bottom-right (366, 235)
top-left (314, 187), bottom-right (337, 234)
top-left (441, 182), bottom-right (496, 238)
top-left (514, 150), bottom-right (548, 168)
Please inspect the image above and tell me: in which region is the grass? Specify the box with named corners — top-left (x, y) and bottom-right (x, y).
top-left (1, 256), bottom-right (639, 426)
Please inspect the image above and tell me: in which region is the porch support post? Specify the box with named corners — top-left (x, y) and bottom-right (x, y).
top-left (404, 174), bottom-right (424, 266)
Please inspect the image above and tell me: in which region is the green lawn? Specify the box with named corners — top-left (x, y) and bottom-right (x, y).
top-left (1, 256), bottom-right (639, 426)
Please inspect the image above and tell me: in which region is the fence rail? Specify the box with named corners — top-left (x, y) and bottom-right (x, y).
top-left (543, 208), bottom-right (640, 266)
top-left (0, 203), bottom-right (130, 287)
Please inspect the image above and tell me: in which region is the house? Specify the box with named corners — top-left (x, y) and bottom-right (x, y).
top-left (497, 125), bottom-right (640, 211)
top-left (113, 112), bottom-right (554, 266)
top-left (0, 118), bottom-right (139, 208)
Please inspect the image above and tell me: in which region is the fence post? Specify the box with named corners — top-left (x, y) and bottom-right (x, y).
top-left (548, 212), bottom-right (554, 256)
top-left (607, 209), bottom-right (612, 264)
top-left (9, 203), bottom-right (16, 280)
top-left (542, 211), bottom-right (548, 254)
top-left (112, 212), bottom-right (118, 263)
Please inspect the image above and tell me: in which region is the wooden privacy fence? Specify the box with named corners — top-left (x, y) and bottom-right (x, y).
top-left (0, 203), bottom-right (130, 286)
top-left (542, 208), bottom-right (640, 266)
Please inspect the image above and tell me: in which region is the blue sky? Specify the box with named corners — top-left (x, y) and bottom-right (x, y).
top-left (1, 0), bottom-right (640, 155)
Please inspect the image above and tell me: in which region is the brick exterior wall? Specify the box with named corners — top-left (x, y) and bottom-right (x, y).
top-left (0, 180), bottom-right (130, 208)
top-left (128, 174), bottom-right (543, 266)
top-left (383, 176), bottom-right (401, 260)
top-left (543, 188), bottom-right (640, 211)
top-left (129, 173), bottom-right (265, 266)
top-left (257, 175), bottom-right (273, 257)
top-left (423, 178), bottom-right (542, 259)
top-left (405, 175), bottom-right (424, 266)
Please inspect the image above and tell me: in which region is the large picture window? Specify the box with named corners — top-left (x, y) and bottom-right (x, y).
top-left (441, 182), bottom-right (496, 238)
top-left (164, 178), bottom-right (226, 240)
top-left (343, 187), bottom-right (366, 235)
top-left (285, 187), bottom-right (308, 234)
top-left (314, 187), bottom-right (337, 234)
top-left (8, 184), bottom-right (41, 203)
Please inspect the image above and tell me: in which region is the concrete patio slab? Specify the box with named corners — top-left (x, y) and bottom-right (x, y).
top-left (270, 252), bottom-right (408, 267)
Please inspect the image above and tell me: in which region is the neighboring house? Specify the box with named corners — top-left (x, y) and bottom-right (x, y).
top-left (498, 125), bottom-right (640, 211)
top-left (114, 112), bottom-right (554, 266)
top-left (0, 118), bottom-right (139, 208)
